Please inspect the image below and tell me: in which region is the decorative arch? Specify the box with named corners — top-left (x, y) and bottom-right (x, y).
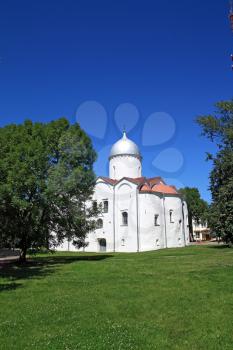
top-left (117, 182), bottom-right (133, 192)
top-left (95, 181), bottom-right (112, 192)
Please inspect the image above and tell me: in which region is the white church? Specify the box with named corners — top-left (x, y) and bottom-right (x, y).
top-left (59, 131), bottom-right (189, 252)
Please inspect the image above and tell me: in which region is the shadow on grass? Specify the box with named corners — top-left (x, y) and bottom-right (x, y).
top-left (0, 282), bottom-right (21, 292)
top-left (205, 244), bottom-right (232, 250)
top-left (0, 254), bottom-right (113, 293)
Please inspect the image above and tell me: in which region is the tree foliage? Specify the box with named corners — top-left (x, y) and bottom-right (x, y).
top-left (179, 187), bottom-right (209, 241)
top-left (0, 119), bottom-right (98, 261)
top-left (196, 100), bottom-right (233, 244)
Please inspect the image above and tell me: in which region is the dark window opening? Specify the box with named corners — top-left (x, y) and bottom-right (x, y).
top-left (99, 238), bottom-right (106, 252)
top-left (96, 218), bottom-right (103, 229)
top-left (154, 214), bottom-right (159, 226)
top-left (103, 200), bottom-right (108, 213)
top-left (122, 211), bottom-right (128, 226)
top-left (169, 210), bottom-right (174, 223)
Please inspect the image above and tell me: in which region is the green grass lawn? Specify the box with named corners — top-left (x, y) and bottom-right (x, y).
top-left (0, 245), bottom-right (233, 350)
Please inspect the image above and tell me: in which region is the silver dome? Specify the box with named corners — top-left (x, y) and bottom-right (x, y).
top-left (109, 132), bottom-right (141, 159)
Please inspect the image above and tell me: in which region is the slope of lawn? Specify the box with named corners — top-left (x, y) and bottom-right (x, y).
top-left (0, 245), bottom-right (233, 350)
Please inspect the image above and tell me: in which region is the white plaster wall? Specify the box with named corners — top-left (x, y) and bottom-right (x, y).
top-left (85, 180), bottom-right (114, 252)
top-left (114, 180), bottom-right (138, 252)
top-left (138, 193), bottom-right (165, 251)
top-left (109, 155), bottom-right (142, 179)
top-left (163, 196), bottom-right (186, 248)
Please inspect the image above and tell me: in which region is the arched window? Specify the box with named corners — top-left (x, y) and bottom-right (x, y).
top-left (103, 200), bottom-right (108, 213)
top-left (122, 211), bottom-right (128, 226)
top-left (96, 218), bottom-right (103, 229)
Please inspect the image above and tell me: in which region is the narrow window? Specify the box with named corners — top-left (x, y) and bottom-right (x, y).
top-left (122, 211), bottom-right (128, 226)
top-left (169, 210), bottom-right (174, 223)
top-left (93, 200), bottom-right (97, 211)
top-left (96, 218), bottom-right (103, 229)
top-left (154, 214), bottom-right (159, 226)
top-left (121, 238), bottom-right (125, 246)
top-left (103, 200), bottom-right (108, 213)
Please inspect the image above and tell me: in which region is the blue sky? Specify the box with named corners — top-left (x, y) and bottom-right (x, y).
top-left (0, 0), bottom-right (232, 202)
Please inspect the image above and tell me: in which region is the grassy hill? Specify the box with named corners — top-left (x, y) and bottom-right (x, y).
top-left (0, 245), bottom-right (233, 350)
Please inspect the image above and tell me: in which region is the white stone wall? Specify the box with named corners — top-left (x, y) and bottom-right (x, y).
top-left (138, 193), bottom-right (189, 251)
top-left (138, 193), bottom-right (165, 251)
top-left (163, 196), bottom-right (185, 248)
top-left (114, 180), bottom-right (138, 252)
top-left (85, 179), bottom-right (114, 252)
top-left (109, 155), bottom-right (142, 179)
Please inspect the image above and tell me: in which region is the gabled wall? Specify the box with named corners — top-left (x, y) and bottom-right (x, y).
top-left (85, 179), bottom-right (114, 252)
top-left (114, 180), bottom-right (138, 252)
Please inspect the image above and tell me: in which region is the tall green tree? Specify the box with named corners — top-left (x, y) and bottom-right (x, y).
top-left (0, 119), bottom-right (98, 261)
top-left (179, 187), bottom-right (209, 241)
top-left (196, 100), bottom-right (233, 244)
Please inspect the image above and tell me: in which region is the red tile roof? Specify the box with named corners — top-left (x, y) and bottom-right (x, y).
top-left (99, 177), bottom-right (118, 185)
top-left (98, 176), bottom-right (178, 195)
top-left (124, 177), bottom-right (146, 184)
top-left (151, 183), bottom-right (178, 194)
top-left (140, 184), bottom-right (151, 192)
top-left (147, 177), bottom-right (165, 186)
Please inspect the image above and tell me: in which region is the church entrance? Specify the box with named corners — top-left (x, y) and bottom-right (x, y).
top-left (98, 238), bottom-right (106, 252)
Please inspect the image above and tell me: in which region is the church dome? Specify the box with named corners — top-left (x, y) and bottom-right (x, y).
top-left (109, 132), bottom-right (141, 159)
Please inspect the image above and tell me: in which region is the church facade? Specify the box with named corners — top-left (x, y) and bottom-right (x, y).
top-left (59, 132), bottom-right (189, 252)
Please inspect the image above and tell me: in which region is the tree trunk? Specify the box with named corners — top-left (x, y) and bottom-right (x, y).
top-left (19, 236), bottom-right (27, 263)
top-left (19, 248), bottom-right (27, 264)
top-left (19, 247), bottom-right (27, 263)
